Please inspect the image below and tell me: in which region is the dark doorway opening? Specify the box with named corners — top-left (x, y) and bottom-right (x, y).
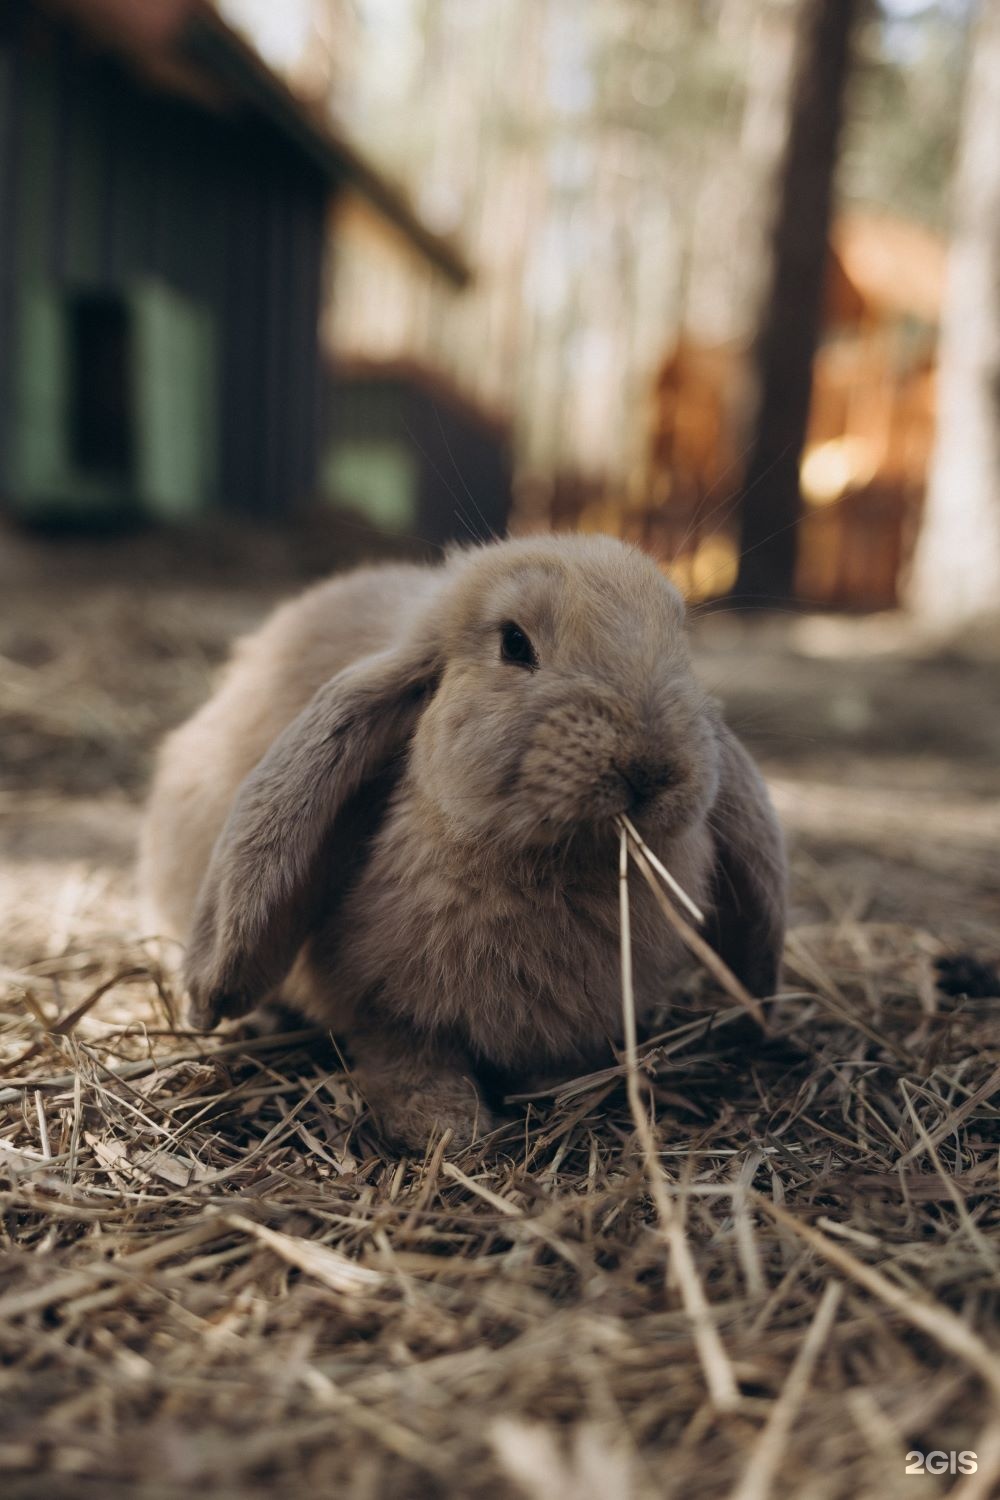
top-left (68, 293), bottom-right (134, 480)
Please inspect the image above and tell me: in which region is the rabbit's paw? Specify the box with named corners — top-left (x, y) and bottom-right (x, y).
top-left (368, 1073), bottom-right (495, 1153)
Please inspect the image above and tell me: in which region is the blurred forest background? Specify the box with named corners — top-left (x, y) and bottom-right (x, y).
top-left (226, 0), bottom-right (994, 623)
top-left (2, 0), bottom-right (1000, 627)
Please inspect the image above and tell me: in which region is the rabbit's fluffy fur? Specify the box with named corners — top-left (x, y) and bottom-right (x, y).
top-left (140, 534), bottom-right (786, 1148)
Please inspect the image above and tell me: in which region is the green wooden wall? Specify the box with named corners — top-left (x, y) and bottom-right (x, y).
top-left (0, 9), bottom-right (326, 522)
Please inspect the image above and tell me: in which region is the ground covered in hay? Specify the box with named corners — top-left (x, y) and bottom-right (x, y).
top-left (2, 529), bottom-right (999, 1499)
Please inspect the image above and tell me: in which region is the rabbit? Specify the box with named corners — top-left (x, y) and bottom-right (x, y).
top-left (139, 534), bottom-right (786, 1150)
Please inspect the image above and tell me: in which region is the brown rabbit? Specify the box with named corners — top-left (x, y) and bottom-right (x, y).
top-left (140, 535), bottom-right (786, 1149)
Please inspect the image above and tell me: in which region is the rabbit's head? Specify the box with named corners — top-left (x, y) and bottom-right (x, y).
top-left (410, 534), bottom-right (717, 852)
top-left (183, 535), bottom-right (784, 1028)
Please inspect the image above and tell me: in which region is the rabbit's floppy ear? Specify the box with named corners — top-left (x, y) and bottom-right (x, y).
top-left (706, 723), bottom-right (787, 998)
top-left (184, 643), bottom-right (438, 1030)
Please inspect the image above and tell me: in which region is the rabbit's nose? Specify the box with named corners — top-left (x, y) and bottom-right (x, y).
top-left (617, 759), bottom-right (673, 811)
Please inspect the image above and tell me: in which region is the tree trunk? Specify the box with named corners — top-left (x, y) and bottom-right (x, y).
top-left (907, 0), bottom-right (1000, 628)
top-left (732, 0), bottom-right (860, 607)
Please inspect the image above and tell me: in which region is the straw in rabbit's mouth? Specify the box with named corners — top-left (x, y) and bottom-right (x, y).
top-left (616, 818), bottom-right (770, 1415)
top-left (615, 815), bottom-right (765, 1030)
top-left (618, 814), bottom-right (704, 923)
top-left (616, 818), bottom-right (741, 1414)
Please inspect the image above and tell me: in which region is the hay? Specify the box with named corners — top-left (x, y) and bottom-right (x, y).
top-left (3, 551), bottom-right (1000, 1498)
top-left (4, 893), bottom-right (999, 1497)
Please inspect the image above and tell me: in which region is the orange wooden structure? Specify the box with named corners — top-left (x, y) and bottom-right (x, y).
top-left (640, 213), bottom-right (944, 608)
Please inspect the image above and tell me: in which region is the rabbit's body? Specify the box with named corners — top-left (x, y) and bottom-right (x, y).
top-left (303, 785), bottom-right (711, 1069)
top-left (141, 535), bottom-right (785, 1149)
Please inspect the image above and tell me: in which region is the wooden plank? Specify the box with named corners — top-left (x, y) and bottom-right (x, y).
top-left (132, 277), bottom-right (216, 518)
top-left (61, 36), bottom-right (105, 285)
top-left (287, 180), bottom-right (316, 506)
top-left (0, 27), bottom-right (20, 492)
top-left (220, 139), bottom-right (264, 513)
top-left (263, 147), bottom-right (289, 515)
top-left (9, 278), bottom-right (69, 506)
top-left (97, 55), bottom-right (124, 283)
top-left (13, 35), bottom-right (58, 280)
top-left (299, 182), bottom-right (325, 507)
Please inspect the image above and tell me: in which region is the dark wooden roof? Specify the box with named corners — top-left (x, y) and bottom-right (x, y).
top-left (38, 0), bottom-right (471, 285)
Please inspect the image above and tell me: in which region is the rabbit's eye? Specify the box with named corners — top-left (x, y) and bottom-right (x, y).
top-left (500, 622), bottom-right (538, 670)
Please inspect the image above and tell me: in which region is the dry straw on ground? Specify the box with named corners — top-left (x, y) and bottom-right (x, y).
top-left (2, 551), bottom-right (999, 1498)
top-left (3, 902), bottom-right (999, 1500)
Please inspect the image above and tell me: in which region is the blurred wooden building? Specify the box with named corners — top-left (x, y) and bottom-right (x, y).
top-left (640, 213), bottom-right (943, 609)
top-left (0, 0), bottom-right (470, 526)
top-left (323, 358), bottom-right (511, 547)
